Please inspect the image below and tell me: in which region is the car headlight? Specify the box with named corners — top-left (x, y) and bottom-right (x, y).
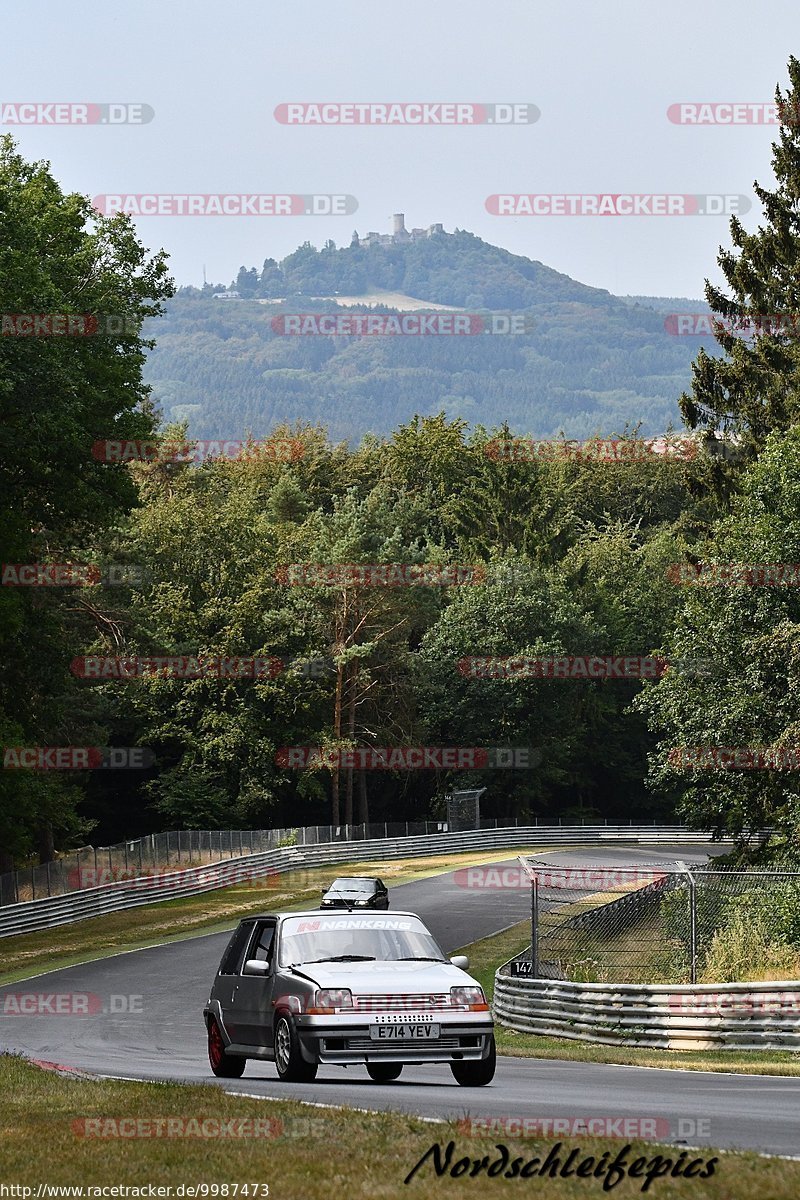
top-left (320, 899), bottom-right (333, 905)
top-left (354, 899), bottom-right (369, 906)
top-left (308, 988), bottom-right (354, 1014)
top-left (450, 986), bottom-right (489, 1011)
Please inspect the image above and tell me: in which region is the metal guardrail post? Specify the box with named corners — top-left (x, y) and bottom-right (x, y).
top-left (689, 873), bottom-right (697, 984)
top-left (676, 860), bottom-right (698, 984)
top-left (531, 872), bottom-right (539, 976)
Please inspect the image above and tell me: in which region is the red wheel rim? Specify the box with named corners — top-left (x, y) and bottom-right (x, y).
top-left (208, 1020), bottom-right (225, 1069)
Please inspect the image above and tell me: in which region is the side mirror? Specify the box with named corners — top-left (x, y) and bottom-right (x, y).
top-left (242, 958), bottom-right (272, 977)
top-left (450, 955), bottom-right (469, 970)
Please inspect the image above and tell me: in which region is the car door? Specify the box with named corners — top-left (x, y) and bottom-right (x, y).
top-left (212, 920), bottom-right (255, 1031)
top-left (376, 878), bottom-right (389, 909)
top-left (231, 919), bottom-right (278, 1050)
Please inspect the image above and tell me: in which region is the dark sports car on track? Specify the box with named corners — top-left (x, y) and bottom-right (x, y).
top-left (319, 876), bottom-right (389, 909)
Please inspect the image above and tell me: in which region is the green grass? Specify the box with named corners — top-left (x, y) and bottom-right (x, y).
top-left (0, 846), bottom-right (535, 986)
top-left (1, 1054), bottom-right (797, 1198)
top-left (454, 920), bottom-right (800, 1076)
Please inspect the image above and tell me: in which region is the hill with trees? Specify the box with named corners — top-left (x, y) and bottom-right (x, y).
top-left (142, 231), bottom-right (714, 443)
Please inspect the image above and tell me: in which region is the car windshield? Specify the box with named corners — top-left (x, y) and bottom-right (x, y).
top-left (326, 878), bottom-right (375, 894)
top-left (278, 914), bottom-right (446, 966)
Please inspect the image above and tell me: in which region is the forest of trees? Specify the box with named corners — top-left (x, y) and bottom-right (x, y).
top-left (142, 236), bottom-right (715, 444)
top-left (4, 55), bottom-right (800, 870)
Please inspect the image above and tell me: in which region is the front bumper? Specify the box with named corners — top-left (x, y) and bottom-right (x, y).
top-left (296, 1012), bottom-right (494, 1064)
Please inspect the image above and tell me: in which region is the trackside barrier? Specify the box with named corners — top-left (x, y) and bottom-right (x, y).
top-left (492, 974), bottom-right (800, 1051)
top-left (0, 825), bottom-right (717, 940)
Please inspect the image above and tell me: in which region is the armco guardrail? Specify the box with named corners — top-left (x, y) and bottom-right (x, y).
top-left (492, 974), bottom-right (800, 1051)
top-left (0, 825), bottom-right (716, 940)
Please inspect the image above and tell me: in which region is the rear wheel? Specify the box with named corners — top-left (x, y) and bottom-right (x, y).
top-left (274, 1013), bottom-right (318, 1083)
top-left (450, 1035), bottom-right (496, 1086)
top-left (207, 1017), bottom-right (246, 1078)
top-left (366, 1062), bottom-right (403, 1082)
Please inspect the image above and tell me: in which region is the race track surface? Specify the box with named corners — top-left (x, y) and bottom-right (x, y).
top-left (2, 843), bottom-right (798, 1157)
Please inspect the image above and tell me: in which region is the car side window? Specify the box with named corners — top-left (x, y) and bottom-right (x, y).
top-left (250, 921), bottom-right (276, 964)
top-left (218, 923), bottom-right (254, 976)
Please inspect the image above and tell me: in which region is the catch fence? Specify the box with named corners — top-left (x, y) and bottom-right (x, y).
top-left (507, 858), bottom-right (800, 984)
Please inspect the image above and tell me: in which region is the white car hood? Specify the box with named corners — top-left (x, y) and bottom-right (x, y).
top-left (288, 959), bottom-right (481, 993)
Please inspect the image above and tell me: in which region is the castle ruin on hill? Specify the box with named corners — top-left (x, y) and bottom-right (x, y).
top-left (351, 214), bottom-right (445, 249)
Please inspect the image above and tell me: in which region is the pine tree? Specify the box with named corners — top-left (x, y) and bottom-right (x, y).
top-left (680, 56), bottom-right (800, 472)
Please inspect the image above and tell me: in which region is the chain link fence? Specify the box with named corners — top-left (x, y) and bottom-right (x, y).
top-left (0, 817), bottom-right (526, 907)
top-left (509, 858), bottom-right (800, 985)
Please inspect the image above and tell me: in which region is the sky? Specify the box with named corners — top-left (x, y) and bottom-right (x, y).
top-left (3, 1), bottom-right (800, 297)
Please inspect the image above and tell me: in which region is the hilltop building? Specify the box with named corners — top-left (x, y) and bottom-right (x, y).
top-left (351, 213), bottom-right (445, 249)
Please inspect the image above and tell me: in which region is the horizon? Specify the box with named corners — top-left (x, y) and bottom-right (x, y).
top-left (5, 0), bottom-right (797, 296)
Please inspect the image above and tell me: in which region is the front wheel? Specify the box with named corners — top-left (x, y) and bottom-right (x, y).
top-left (366, 1062), bottom-right (403, 1082)
top-left (207, 1017), bottom-right (246, 1078)
top-left (450, 1035), bottom-right (496, 1086)
top-left (274, 1013), bottom-right (318, 1082)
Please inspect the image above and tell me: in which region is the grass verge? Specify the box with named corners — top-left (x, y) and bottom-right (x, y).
top-left (0, 1054), bottom-right (796, 1199)
top-left (0, 847), bottom-right (534, 986)
top-left (454, 920), bottom-right (800, 1076)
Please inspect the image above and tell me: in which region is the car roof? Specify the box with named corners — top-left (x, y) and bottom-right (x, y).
top-left (238, 909), bottom-right (419, 922)
top-left (326, 876), bottom-right (380, 882)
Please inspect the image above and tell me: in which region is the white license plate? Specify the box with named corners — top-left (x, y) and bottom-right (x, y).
top-left (369, 1023), bottom-right (440, 1041)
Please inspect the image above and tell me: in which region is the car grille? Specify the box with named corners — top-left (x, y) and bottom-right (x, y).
top-left (353, 993), bottom-right (452, 1012)
top-left (343, 1036), bottom-right (464, 1052)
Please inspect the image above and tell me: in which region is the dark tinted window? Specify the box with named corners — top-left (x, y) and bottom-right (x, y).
top-left (251, 921), bottom-right (276, 963)
top-left (218, 923), bottom-right (254, 975)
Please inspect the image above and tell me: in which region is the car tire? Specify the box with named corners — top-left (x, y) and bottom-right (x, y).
top-left (207, 1016), bottom-right (246, 1078)
top-left (274, 1013), bottom-right (318, 1083)
top-left (366, 1062), bottom-right (403, 1082)
top-left (450, 1035), bottom-right (496, 1086)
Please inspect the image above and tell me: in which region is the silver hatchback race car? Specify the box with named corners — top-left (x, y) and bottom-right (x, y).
top-left (203, 909), bottom-right (495, 1085)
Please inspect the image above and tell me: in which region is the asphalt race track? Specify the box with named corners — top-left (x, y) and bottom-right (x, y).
top-left (2, 843), bottom-right (799, 1157)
